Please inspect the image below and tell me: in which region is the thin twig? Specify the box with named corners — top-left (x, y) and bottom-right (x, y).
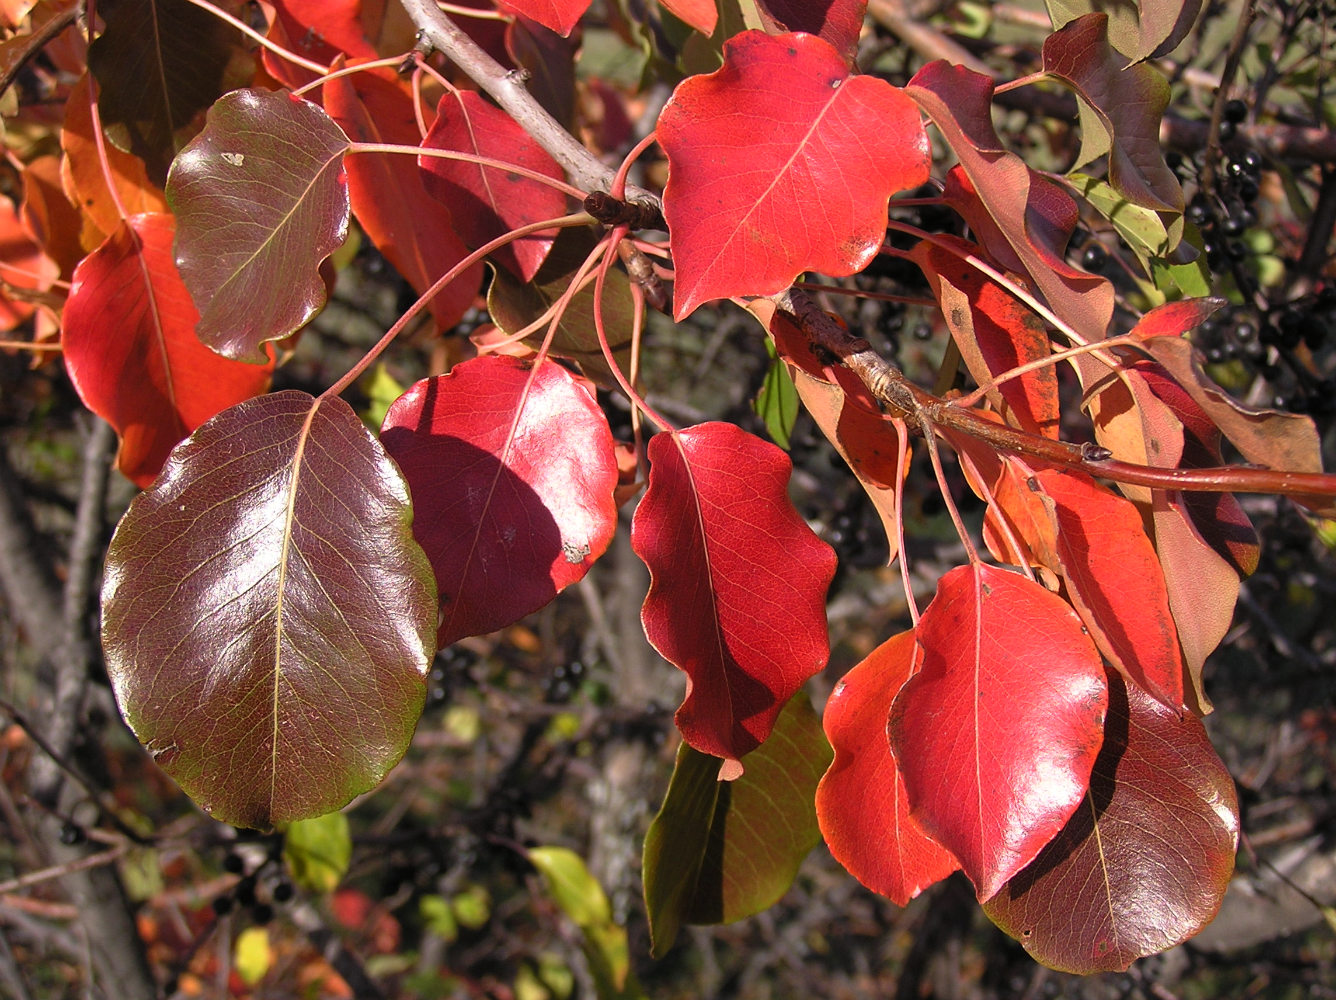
top-left (400, 0), bottom-right (661, 208)
top-left (0, 848), bottom-right (127, 897)
top-left (0, 1), bottom-right (80, 102)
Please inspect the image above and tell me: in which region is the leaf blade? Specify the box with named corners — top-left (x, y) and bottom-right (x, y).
top-left (659, 30), bottom-right (930, 318)
top-left (631, 422), bottom-right (837, 761)
top-left (102, 391), bottom-right (436, 829)
top-left (167, 88), bottom-right (351, 362)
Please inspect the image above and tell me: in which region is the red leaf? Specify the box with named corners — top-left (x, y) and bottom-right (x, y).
top-left (1139, 335), bottom-right (1326, 478)
top-left (1151, 490), bottom-right (1239, 712)
top-left (658, 31), bottom-right (929, 319)
top-left (419, 90), bottom-right (565, 282)
top-left (984, 672), bottom-right (1238, 973)
top-left (496, 0), bottom-right (591, 36)
top-left (1031, 468), bottom-right (1184, 711)
top-left (63, 214), bottom-right (273, 487)
top-left (263, 0), bottom-right (379, 88)
top-left (817, 630), bottom-right (959, 905)
top-left (322, 66), bottom-right (480, 332)
top-left (658, 0), bottom-right (717, 36)
top-left (754, 0), bottom-right (867, 65)
top-left (631, 423), bottom-right (838, 762)
top-left (380, 356), bottom-right (618, 648)
top-left (910, 59), bottom-right (1114, 344)
top-left (1127, 298), bottom-right (1226, 341)
top-left (889, 564), bottom-right (1108, 901)
top-left (0, 192), bottom-right (57, 331)
top-left (909, 237), bottom-right (1060, 438)
top-left (767, 309), bottom-right (907, 563)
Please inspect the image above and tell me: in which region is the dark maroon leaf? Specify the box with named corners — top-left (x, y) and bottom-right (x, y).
top-left (89, 0), bottom-right (243, 184)
top-left (380, 356), bottom-right (619, 648)
top-left (102, 391), bottom-right (437, 830)
top-left (984, 672), bottom-right (1239, 973)
top-left (167, 88), bottom-right (351, 363)
top-left (1042, 14), bottom-right (1182, 213)
top-left (754, 0), bottom-right (867, 65)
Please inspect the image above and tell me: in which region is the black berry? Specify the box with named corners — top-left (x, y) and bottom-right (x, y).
top-left (58, 822), bottom-right (85, 846)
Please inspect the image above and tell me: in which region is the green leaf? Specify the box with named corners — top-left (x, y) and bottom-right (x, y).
top-left (102, 391), bottom-right (436, 829)
top-left (234, 927), bottom-right (272, 986)
top-left (754, 339), bottom-right (799, 449)
top-left (451, 885), bottom-right (491, 929)
top-left (360, 364), bottom-right (406, 432)
top-left (283, 811), bottom-right (352, 894)
top-left (1068, 173), bottom-right (1185, 267)
top-left (167, 88), bottom-right (351, 363)
top-left (419, 895), bottom-right (459, 942)
top-left (528, 847), bottom-right (644, 1000)
top-left (642, 693), bottom-right (832, 957)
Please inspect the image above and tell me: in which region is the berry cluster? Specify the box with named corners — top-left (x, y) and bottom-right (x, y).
top-left (1186, 160), bottom-right (1263, 278)
top-left (211, 848), bottom-right (293, 926)
top-left (1191, 292), bottom-right (1336, 414)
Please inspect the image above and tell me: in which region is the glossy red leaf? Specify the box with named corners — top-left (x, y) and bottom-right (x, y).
top-left (62, 213), bottom-right (273, 487)
top-left (380, 356), bottom-right (618, 648)
top-left (817, 630), bottom-right (959, 905)
top-left (632, 422), bottom-right (838, 762)
top-left (889, 564), bottom-right (1108, 901)
top-left (910, 237), bottom-right (1060, 438)
top-left (322, 66), bottom-right (480, 333)
top-left (659, 30), bottom-right (929, 319)
top-left (419, 90), bottom-right (566, 282)
top-left (101, 391), bottom-right (437, 829)
top-left (497, 0), bottom-right (591, 36)
top-left (912, 61), bottom-right (1114, 344)
top-left (167, 88), bottom-right (351, 363)
top-left (984, 672), bottom-right (1238, 973)
top-left (1031, 467), bottom-right (1184, 711)
top-left (754, 0), bottom-right (867, 65)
